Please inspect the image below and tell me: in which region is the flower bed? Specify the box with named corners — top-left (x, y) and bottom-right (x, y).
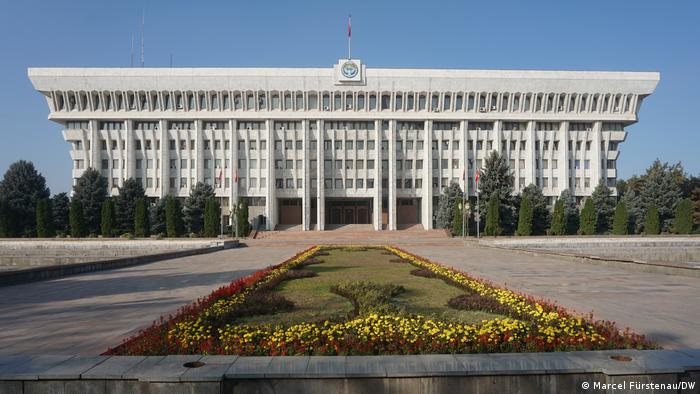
top-left (105, 245), bottom-right (655, 356)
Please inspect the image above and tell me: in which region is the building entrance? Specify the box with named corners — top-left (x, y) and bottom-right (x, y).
top-left (278, 198), bottom-right (302, 225)
top-left (326, 199), bottom-right (372, 225)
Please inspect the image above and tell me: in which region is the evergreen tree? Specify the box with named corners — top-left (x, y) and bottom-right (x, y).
top-left (559, 189), bottom-right (579, 234)
top-left (615, 179), bottom-right (628, 201)
top-left (235, 199), bottom-right (250, 237)
top-left (165, 196), bottom-right (184, 237)
top-left (548, 199), bottom-right (566, 236)
top-left (436, 182), bottom-right (463, 230)
top-left (35, 198), bottom-right (54, 237)
top-left (621, 189), bottom-right (644, 234)
top-left (516, 195), bottom-right (533, 236)
top-left (100, 198), bottom-right (115, 237)
top-left (644, 204), bottom-right (660, 235)
top-left (591, 180), bottom-right (616, 234)
top-left (612, 201), bottom-right (629, 235)
top-left (69, 199), bottom-right (85, 238)
top-left (638, 160), bottom-right (682, 232)
top-left (521, 184), bottom-right (550, 235)
top-left (452, 201), bottom-right (464, 236)
top-left (115, 178), bottom-right (146, 234)
top-left (691, 186), bottom-right (700, 230)
top-left (484, 193), bottom-right (501, 236)
top-left (184, 182), bottom-right (215, 235)
top-left (478, 152), bottom-right (516, 234)
top-left (673, 198), bottom-right (693, 234)
top-left (51, 193), bottom-right (70, 236)
top-left (0, 160), bottom-right (50, 236)
top-left (72, 168), bottom-right (108, 236)
top-left (0, 199), bottom-right (9, 237)
top-left (578, 198), bottom-right (596, 235)
top-left (133, 197), bottom-right (149, 237)
top-left (203, 198), bottom-right (220, 237)
top-left (150, 197), bottom-right (167, 236)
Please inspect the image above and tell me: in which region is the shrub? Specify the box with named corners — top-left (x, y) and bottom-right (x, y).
top-left (101, 198), bottom-right (115, 237)
top-left (165, 196), bottom-right (184, 237)
top-left (134, 197), bottom-right (149, 238)
top-left (645, 204), bottom-right (660, 235)
top-left (120, 232), bottom-right (134, 239)
top-left (36, 198), bottom-right (54, 238)
top-left (612, 201), bottom-right (629, 235)
top-left (578, 199), bottom-right (596, 235)
top-left (516, 195), bottom-right (533, 236)
top-left (330, 281), bottom-right (405, 316)
top-left (548, 199), bottom-right (566, 235)
top-left (452, 200), bottom-right (464, 236)
top-left (484, 194), bottom-right (501, 236)
top-left (447, 292), bottom-right (514, 316)
top-left (410, 268), bottom-right (440, 279)
top-left (203, 198), bottom-right (220, 237)
top-left (219, 291), bottom-right (294, 322)
top-left (673, 198), bottom-right (693, 234)
top-left (69, 199), bottom-right (85, 238)
top-left (389, 258), bottom-right (410, 264)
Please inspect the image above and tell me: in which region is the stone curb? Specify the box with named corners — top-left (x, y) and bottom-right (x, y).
top-left (0, 350), bottom-right (698, 382)
top-left (0, 240), bottom-right (238, 287)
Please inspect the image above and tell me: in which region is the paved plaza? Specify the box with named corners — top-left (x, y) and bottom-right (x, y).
top-left (0, 233), bottom-right (698, 355)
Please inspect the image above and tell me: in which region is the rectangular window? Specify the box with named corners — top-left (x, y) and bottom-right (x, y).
top-left (367, 160), bottom-right (375, 169)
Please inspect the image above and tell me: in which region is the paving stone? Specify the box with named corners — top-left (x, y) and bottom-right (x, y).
top-left (418, 354), bottom-right (466, 376)
top-left (40, 356), bottom-right (109, 380)
top-left (345, 356), bottom-right (387, 377)
top-left (130, 355), bottom-right (202, 382)
top-left (381, 355), bottom-right (428, 377)
top-left (82, 356), bottom-right (147, 380)
top-left (0, 355), bottom-right (74, 380)
top-left (264, 356), bottom-right (310, 378)
top-left (121, 356), bottom-right (165, 380)
top-left (224, 356), bottom-right (272, 379)
top-left (179, 355), bottom-right (238, 382)
top-left (304, 356), bottom-right (346, 378)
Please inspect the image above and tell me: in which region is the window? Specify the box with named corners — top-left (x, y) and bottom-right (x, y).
top-left (367, 140), bottom-right (375, 150)
top-left (416, 160), bottom-right (423, 169)
top-left (276, 178), bottom-right (284, 189)
top-left (367, 179), bottom-right (374, 188)
top-left (405, 160), bottom-right (413, 170)
top-left (286, 179), bottom-right (294, 189)
top-left (275, 160), bottom-right (284, 169)
top-left (519, 159), bottom-right (525, 169)
top-left (180, 178), bottom-right (187, 188)
top-left (397, 160), bottom-right (403, 170)
top-left (335, 179), bottom-right (343, 189)
top-left (286, 160), bottom-right (293, 169)
top-left (357, 160), bottom-right (364, 170)
top-left (584, 160), bottom-right (590, 170)
top-left (346, 160), bottom-right (353, 170)
top-left (575, 160), bottom-right (581, 170)
top-left (101, 159), bottom-right (108, 169)
top-left (367, 160), bottom-right (375, 169)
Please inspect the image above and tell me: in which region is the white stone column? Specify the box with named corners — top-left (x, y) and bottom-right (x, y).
top-left (591, 121), bottom-right (603, 189)
top-left (265, 119), bottom-right (276, 230)
top-left (125, 120), bottom-right (135, 180)
top-left (302, 119), bottom-right (311, 231)
top-left (388, 120), bottom-right (397, 230)
top-left (195, 120), bottom-right (204, 184)
top-left (159, 120), bottom-right (169, 198)
top-left (525, 121), bottom-right (536, 190)
top-left (89, 120), bottom-right (100, 173)
top-left (460, 120), bottom-right (468, 196)
top-left (559, 121), bottom-right (569, 194)
top-left (317, 120), bottom-right (325, 231)
top-left (373, 120), bottom-right (382, 231)
top-left (230, 120), bottom-right (238, 222)
top-left (421, 120), bottom-right (432, 230)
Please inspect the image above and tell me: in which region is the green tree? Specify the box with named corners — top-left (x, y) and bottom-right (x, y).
top-left (638, 160), bottom-right (682, 232)
top-left (516, 195), bottom-right (533, 236)
top-left (0, 199), bottom-right (10, 237)
top-left (673, 198), bottom-right (693, 234)
top-left (115, 178), bottom-right (146, 234)
top-left (484, 193), bottom-right (501, 236)
top-left (235, 199), bottom-right (250, 237)
top-left (615, 179), bottom-right (628, 201)
top-left (560, 189), bottom-right (579, 234)
top-left (166, 196), bottom-right (184, 237)
top-left (69, 199), bottom-right (85, 238)
top-left (133, 197), bottom-right (149, 237)
top-left (203, 198), bottom-right (220, 237)
top-left (591, 180), bottom-right (616, 234)
top-left (100, 198), bottom-right (115, 237)
top-left (521, 184), bottom-right (549, 235)
top-left (436, 182), bottom-right (463, 230)
top-left (578, 198), bottom-right (596, 235)
top-left (621, 189), bottom-right (644, 233)
top-left (184, 182), bottom-right (215, 235)
top-left (452, 200), bottom-right (464, 236)
top-left (51, 193), bottom-right (70, 236)
top-left (478, 152), bottom-right (516, 234)
top-left (35, 198), bottom-right (54, 237)
top-left (150, 197), bottom-right (167, 236)
top-left (0, 160), bottom-right (50, 236)
top-left (71, 168), bottom-right (108, 235)
top-left (644, 204), bottom-right (660, 235)
top-left (548, 199), bottom-right (566, 236)
top-left (612, 201), bottom-right (629, 235)
top-left (691, 185), bottom-right (700, 229)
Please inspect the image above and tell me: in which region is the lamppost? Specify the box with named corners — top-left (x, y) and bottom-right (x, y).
top-left (232, 201), bottom-right (239, 239)
top-left (464, 202), bottom-right (470, 237)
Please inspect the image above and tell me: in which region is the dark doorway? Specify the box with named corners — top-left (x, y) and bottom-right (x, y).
top-left (326, 199), bottom-right (372, 225)
top-left (278, 198), bottom-right (302, 225)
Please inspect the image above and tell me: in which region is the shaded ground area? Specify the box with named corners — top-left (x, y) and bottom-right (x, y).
top-left (0, 244), bottom-right (302, 355)
top-left (241, 247), bottom-right (503, 326)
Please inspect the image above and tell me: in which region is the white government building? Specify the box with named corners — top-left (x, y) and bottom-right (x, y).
top-left (28, 59), bottom-right (659, 231)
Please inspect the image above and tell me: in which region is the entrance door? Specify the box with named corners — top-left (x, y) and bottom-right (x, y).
top-left (357, 206), bottom-right (369, 224)
top-left (330, 207), bottom-right (342, 224)
top-left (344, 207), bottom-right (355, 224)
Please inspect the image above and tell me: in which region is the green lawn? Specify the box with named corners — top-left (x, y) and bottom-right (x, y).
top-left (240, 247), bottom-right (505, 325)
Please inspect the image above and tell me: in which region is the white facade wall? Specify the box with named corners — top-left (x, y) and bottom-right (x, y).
top-left (30, 63), bottom-right (659, 231)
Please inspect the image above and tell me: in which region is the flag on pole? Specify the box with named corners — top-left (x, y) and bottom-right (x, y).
top-left (218, 167), bottom-right (223, 186)
top-left (475, 169), bottom-right (480, 184)
top-left (348, 14), bottom-right (352, 38)
top-left (233, 169), bottom-right (239, 183)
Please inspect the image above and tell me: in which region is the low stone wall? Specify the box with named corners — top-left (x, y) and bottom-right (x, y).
top-left (0, 350), bottom-right (698, 394)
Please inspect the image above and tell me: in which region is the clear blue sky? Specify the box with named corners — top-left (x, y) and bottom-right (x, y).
top-left (1, 0), bottom-right (698, 194)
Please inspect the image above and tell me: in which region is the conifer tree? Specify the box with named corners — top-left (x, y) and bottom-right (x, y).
top-left (521, 184), bottom-right (549, 235)
top-left (484, 194), bottom-right (501, 236)
top-left (51, 193), bottom-right (70, 236)
top-left (559, 189), bottom-right (579, 235)
top-left (36, 198), bottom-right (54, 237)
top-left (0, 160), bottom-right (50, 236)
top-left (115, 178), bottom-right (146, 234)
top-left (71, 168), bottom-right (107, 236)
top-left (516, 195), bottom-right (533, 236)
top-left (645, 204), bottom-right (660, 235)
top-left (69, 199), bottom-right (85, 238)
top-left (100, 198), bottom-right (115, 237)
top-left (673, 198), bottom-right (693, 234)
top-left (452, 201), bottom-right (464, 236)
top-left (612, 201), bottom-right (629, 235)
top-left (133, 197), bottom-right (149, 237)
top-left (166, 196), bottom-right (184, 237)
top-left (235, 199), bottom-right (250, 237)
top-left (478, 152), bottom-right (516, 234)
top-left (436, 183), bottom-right (463, 230)
top-left (591, 180), bottom-right (616, 234)
top-left (203, 198), bottom-right (220, 237)
top-left (578, 198), bottom-right (596, 235)
top-left (184, 182), bottom-right (215, 235)
top-left (548, 199), bottom-right (566, 236)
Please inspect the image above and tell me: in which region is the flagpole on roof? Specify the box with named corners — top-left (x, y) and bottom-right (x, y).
top-left (347, 14), bottom-right (352, 60)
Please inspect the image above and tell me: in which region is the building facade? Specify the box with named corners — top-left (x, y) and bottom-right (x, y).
top-left (28, 60), bottom-right (659, 230)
